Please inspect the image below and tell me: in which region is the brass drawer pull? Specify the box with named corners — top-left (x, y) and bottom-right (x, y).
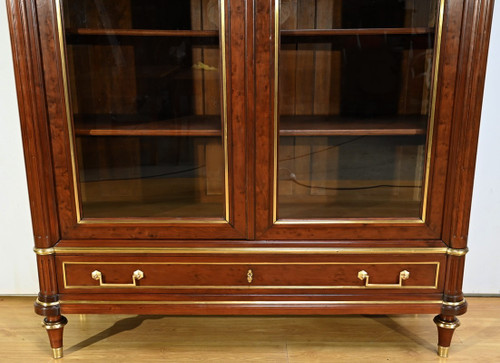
top-left (91, 269), bottom-right (144, 287)
top-left (358, 270), bottom-right (410, 288)
top-left (247, 269), bottom-right (253, 284)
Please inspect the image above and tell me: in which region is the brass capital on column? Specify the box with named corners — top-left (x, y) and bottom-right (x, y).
top-left (33, 247), bottom-right (56, 255)
top-left (446, 247), bottom-right (469, 256)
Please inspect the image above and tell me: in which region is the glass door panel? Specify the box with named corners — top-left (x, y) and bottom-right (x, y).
top-left (277, 0), bottom-right (439, 220)
top-left (62, 0), bottom-right (227, 220)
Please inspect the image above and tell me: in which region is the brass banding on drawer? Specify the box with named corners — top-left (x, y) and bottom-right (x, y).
top-left (60, 260), bottom-right (441, 290)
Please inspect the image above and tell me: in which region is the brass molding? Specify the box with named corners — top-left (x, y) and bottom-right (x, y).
top-left (79, 218), bottom-right (228, 225)
top-left (33, 247), bottom-right (55, 256)
top-left (42, 316), bottom-right (68, 330)
top-left (64, 285), bottom-right (438, 290)
top-left (54, 247), bottom-right (448, 254)
top-left (220, 0), bottom-right (230, 221)
top-left (442, 299), bottom-right (466, 307)
top-left (60, 300), bottom-right (443, 305)
top-left (433, 315), bottom-right (460, 329)
top-left (272, 0), bottom-right (279, 223)
top-left (275, 219), bottom-right (426, 225)
top-left (446, 247), bottom-right (469, 256)
top-left (437, 345), bottom-right (449, 358)
top-left (52, 347), bottom-right (63, 359)
top-left (62, 261), bottom-right (440, 290)
top-left (36, 298), bottom-right (60, 308)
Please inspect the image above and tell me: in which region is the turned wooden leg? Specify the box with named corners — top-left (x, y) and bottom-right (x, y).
top-left (434, 315), bottom-right (460, 358)
top-left (42, 315), bottom-right (68, 359)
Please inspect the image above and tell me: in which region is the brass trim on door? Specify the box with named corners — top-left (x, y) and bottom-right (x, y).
top-left (272, 0), bottom-right (280, 223)
top-left (220, 0), bottom-right (230, 221)
top-left (56, 0), bottom-right (231, 225)
top-left (272, 0), bottom-right (445, 225)
top-left (55, 0), bottom-right (81, 222)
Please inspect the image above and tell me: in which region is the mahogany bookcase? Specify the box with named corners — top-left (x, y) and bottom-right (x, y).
top-left (7, 0), bottom-right (494, 358)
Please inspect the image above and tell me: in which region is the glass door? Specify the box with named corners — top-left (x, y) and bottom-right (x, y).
top-left (256, 0), bottom-right (449, 239)
top-left (64, 0), bottom-right (226, 220)
top-left (277, 0), bottom-right (437, 220)
top-left (44, 0), bottom-right (247, 239)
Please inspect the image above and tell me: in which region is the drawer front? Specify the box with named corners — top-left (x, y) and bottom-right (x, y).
top-left (57, 255), bottom-right (443, 292)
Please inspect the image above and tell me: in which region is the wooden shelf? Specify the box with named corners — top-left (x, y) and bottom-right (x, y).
top-left (281, 27), bottom-right (434, 37)
top-left (280, 32), bottom-right (434, 49)
top-left (67, 27), bottom-right (431, 39)
top-left (74, 115), bottom-right (222, 137)
top-left (74, 114), bottom-right (426, 137)
top-left (66, 28), bottom-right (219, 37)
top-left (280, 115), bottom-right (427, 136)
top-left (278, 200), bottom-right (421, 219)
top-left (80, 178), bottom-right (224, 219)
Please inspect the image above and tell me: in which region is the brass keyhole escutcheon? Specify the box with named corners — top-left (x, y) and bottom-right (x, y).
top-left (247, 269), bottom-right (253, 284)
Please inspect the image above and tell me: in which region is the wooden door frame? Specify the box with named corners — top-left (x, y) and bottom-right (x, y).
top-left (253, 0), bottom-right (492, 241)
top-left (15, 0), bottom-right (249, 240)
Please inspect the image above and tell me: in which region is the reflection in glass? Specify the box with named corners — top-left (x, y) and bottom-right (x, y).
top-left (277, 0), bottom-right (438, 219)
top-left (63, 0), bottom-right (220, 31)
top-left (63, 0), bottom-right (225, 219)
top-left (77, 136), bottom-right (224, 218)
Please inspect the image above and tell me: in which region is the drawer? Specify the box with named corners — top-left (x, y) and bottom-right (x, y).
top-left (57, 255), bottom-right (444, 292)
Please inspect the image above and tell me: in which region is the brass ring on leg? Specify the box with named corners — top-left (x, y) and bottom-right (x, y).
top-left (42, 316), bottom-right (68, 330)
top-left (433, 315), bottom-right (460, 329)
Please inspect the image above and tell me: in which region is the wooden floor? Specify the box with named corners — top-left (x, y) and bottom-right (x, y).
top-left (1, 296), bottom-right (499, 362)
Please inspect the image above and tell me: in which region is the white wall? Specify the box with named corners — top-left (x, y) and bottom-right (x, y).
top-left (0, 3), bottom-right (498, 295)
top-left (0, 2), bottom-right (39, 294)
top-left (463, 3), bottom-right (500, 295)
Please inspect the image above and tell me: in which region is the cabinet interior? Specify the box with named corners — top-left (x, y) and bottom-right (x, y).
top-left (277, 0), bottom-right (437, 219)
top-left (61, 0), bottom-right (438, 220)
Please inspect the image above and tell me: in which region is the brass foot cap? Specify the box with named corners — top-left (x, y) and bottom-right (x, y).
top-left (437, 345), bottom-right (449, 358)
top-left (52, 347), bottom-right (63, 359)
